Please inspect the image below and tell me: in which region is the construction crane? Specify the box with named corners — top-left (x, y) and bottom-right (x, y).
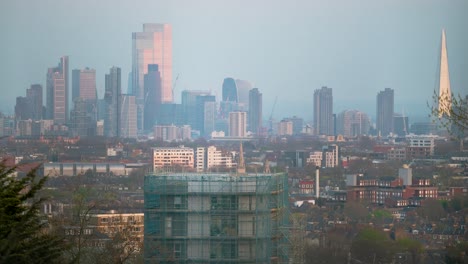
top-left (268, 96), bottom-right (278, 134)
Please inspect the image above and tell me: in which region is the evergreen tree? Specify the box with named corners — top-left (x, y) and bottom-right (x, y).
top-left (0, 162), bottom-right (64, 263)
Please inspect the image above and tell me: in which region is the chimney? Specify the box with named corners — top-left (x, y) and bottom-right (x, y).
top-left (315, 166), bottom-right (320, 198)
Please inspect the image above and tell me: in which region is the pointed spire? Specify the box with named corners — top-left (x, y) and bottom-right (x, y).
top-left (237, 141), bottom-right (246, 174)
top-left (438, 28), bottom-right (452, 117)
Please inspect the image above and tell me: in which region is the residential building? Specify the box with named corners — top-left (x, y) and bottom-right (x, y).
top-left (151, 147), bottom-right (194, 171)
top-left (376, 88), bottom-right (394, 137)
top-left (336, 110), bottom-right (370, 137)
top-left (278, 119), bottom-right (293, 136)
top-left (313, 86), bottom-right (334, 136)
top-left (144, 172), bottom-right (289, 263)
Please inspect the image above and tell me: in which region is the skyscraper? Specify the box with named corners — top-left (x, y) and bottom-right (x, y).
top-left (195, 94), bottom-right (215, 135)
top-left (222, 78), bottom-right (238, 102)
top-left (132, 23), bottom-right (172, 130)
top-left (120, 94), bottom-right (137, 138)
top-left (143, 64), bottom-right (162, 130)
top-left (15, 84), bottom-right (43, 121)
top-left (104, 67), bottom-right (121, 137)
top-left (438, 29), bottom-right (452, 117)
top-left (46, 56), bottom-right (69, 124)
top-left (229, 111), bottom-right (247, 137)
top-left (181, 90), bottom-right (211, 128)
top-left (313, 86), bottom-right (334, 135)
top-left (376, 88), bottom-right (394, 137)
top-left (248, 88), bottom-right (262, 134)
top-left (235, 79), bottom-right (252, 111)
top-left (336, 110), bottom-right (370, 137)
top-left (72, 68), bottom-right (97, 102)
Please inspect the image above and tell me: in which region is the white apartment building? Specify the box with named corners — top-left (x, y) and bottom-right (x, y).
top-left (152, 147), bottom-right (194, 171)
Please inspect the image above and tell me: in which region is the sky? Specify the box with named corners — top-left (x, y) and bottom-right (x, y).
top-left (1, 0), bottom-right (467, 123)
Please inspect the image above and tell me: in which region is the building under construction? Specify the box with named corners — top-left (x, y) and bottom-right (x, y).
top-left (144, 172), bottom-right (289, 263)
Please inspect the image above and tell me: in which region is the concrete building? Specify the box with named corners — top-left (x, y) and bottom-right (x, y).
top-left (229, 111), bottom-right (247, 137)
top-left (406, 135), bottom-right (435, 159)
top-left (313, 86), bottom-right (334, 136)
top-left (72, 68), bottom-right (96, 102)
top-left (152, 147), bottom-right (194, 171)
top-left (278, 120), bottom-right (293, 136)
top-left (144, 172), bottom-right (289, 263)
top-left (153, 125), bottom-right (191, 142)
top-left (46, 56), bottom-right (69, 124)
top-left (322, 144), bottom-right (339, 168)
top-left (376, 88), bottom-right (394, 137)
top-left (336, 110), bottom-right (370, 137)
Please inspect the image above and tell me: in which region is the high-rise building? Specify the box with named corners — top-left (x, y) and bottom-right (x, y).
top-left (235, 79), bottom-right (252, 111)
top-left (313, 86), bottom-right (334, 135)
top-left (248, 88), bottom-right (262, 134)
top-left (229, 111), bottom-right (247, 137)
top-left (437, 29), bottom-right (452, 117)
top-left (144, 64), bottom-right (162, 130)
top-left (120, 95), bottom-right (137, 138)
top-left (27, 84), bottom-right (43, 120)
top-left (376, 88), bottom-right (394, 137)
top-left (132, 23), bottom-right (172, 130)
top-left (195, 95), bottom-right (215, 135)
top-left (144, 172), bottom-right (289, 263)
top-left (336, 110), bottom-right (370, 137)
top-left (204, 101), bottom-right (216, 137)
top-left (72, 68), bottom-right (96, 102)
top-left (181, 90), bottom-right (211, 128)
top-left (70, 98), bottom-right (96, 137)
top-left (104, 67), bottom-right (121, 137)
top-left (222, 78), bottom-right (238, 102)
top-left (15, 96), bottom-right (29, 121)
top-left (278, 119), bottom-right (293, 136)
top-left (393, 114), bottom-right (409, 137)
top-left (46, 56), bottom-right (69, 124)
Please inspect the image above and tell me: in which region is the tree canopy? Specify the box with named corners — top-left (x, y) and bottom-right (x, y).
top-left (0, 162), bottom-right (65, 263)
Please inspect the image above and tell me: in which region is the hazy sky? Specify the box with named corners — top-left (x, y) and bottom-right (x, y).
top-left (1, 0), bottom-right (467, 122)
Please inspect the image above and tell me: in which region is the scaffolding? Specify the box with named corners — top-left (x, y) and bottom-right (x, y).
top-left (144, 173), bottom-right (289, 264)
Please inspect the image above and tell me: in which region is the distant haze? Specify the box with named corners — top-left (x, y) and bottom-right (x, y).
top-left (1, 0), bottom-right (467, 123)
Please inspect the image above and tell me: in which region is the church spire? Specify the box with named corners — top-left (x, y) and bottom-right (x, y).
top-left (438, 28), bottom-right (452, 117)
top-left (237, 141), bottom-right (246, 174)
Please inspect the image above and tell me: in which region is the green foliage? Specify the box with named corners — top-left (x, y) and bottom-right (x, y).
top-left (0, 162), bottom-right (65, 263)
top-left (430, 91), bottom-right (468, 138)
top-left (350, 228), bottom-right (397, 263)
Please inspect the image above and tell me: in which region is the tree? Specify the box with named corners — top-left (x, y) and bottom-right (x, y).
top-left (430, 92), bottom-right (467, 140)
top-left (350, 228), bottom-right (397, 264)
top-left (0, 162), bottom-right (65, 263)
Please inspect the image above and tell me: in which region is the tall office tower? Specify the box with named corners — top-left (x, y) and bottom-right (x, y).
top-left (222, 78), bottom-right (238, 102)
top-left (376, 88), bottom-right (394, 137)
top-left (70, 98), bottom-right (96, 137)
top-left (195, 94), bottom-right (215, 135)
top-left (204, 101), bottom-right (216, 137)
top-left (104, 67), bottom-right (121, 137)
top-left (248, 88), bottom-right (262, 134)
top-left (46, 56), bottom-right (69, 124)
top-left (229, 111), bottom-right (247, 137)
top-left (393, 114), bottom-right (409, 137)
top-left (336, 110), bottom-right (370, 137)
top-left (144, 64), bottom-right (162, 130)
top-left (313, 86), bottom-right (334, 135)
top-left (120, 95), bottom-right (137, 138)
top-left (15, 96), bottom-right (29, 121)
top-left (27, 84), bottom-right (43, 120)
top-left (72, 68), bottom-right (97, 102)
top-left (437, 29), bottom-right (452, 117)
top-left (181, 90), bottom-right (211, 128)
top-left (132, 23), bottom-right (172, 130)
top-left (235, 79), bottom-right (252, 111)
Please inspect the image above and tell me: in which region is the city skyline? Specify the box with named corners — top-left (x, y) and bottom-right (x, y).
top-left (1, 0), bottom-right (467, 122)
